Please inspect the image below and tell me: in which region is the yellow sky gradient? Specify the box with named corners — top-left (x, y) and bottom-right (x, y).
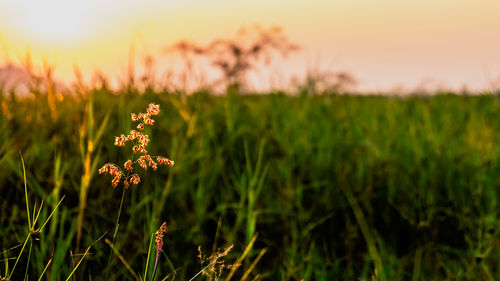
top-left (1, 0), bottom-right (500, 91)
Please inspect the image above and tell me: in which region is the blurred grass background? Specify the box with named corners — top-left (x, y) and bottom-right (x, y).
top-left (1, 87), bottom-right (500, 280)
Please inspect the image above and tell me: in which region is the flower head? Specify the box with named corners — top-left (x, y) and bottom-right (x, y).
top-left (147, 103), bottom-right (160, 116)
top-left (153, 221), bottom-right (168, 278)
top-left (157, 156), bottom-right (175, 167)
top-left (124, 160), bottom-right (133, 171)
top-left (131, 113), bottom-right (138, 122)
top-left (155, 221), bottom-right (168, 255)
top-left (130, 174), bottom-right (141, 185)
top-left (114, 135), bottom-right (128, 147)
top-left (111, 172), bottom-right (122, 188)
top-left (99, 103), bottom-right (174, 189)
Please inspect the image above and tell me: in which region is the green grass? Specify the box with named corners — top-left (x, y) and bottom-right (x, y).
top-left (1, 88), bottom-right (500, 280)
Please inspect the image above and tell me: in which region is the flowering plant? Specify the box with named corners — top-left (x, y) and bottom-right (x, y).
top-left (152, 221), bottom-right (168, 279)
top-left (99, 103), bottom-right (174, 188)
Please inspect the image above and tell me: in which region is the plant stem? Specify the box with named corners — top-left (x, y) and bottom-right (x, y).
top-left (8, 234), bottom-right (30, 280)
top-left (24, 240), bottom-right (33, 281)
top-left (104, 187), bottom-right (127, 280)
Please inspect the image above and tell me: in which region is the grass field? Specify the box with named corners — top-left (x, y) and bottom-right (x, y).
top-left (1, 88), bottom-right (500, 280)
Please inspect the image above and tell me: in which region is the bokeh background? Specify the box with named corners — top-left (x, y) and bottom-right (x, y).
top-left (1, 1), bottom-right (500, 280)
top-left (1, 0), bottom-right (500, 92)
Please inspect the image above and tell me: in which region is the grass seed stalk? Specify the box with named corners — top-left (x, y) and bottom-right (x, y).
top-left (99, 103), bottom-right (174, 280)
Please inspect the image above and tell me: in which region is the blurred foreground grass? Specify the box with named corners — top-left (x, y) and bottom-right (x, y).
top-left (1, 89), bottom-right (500, 280)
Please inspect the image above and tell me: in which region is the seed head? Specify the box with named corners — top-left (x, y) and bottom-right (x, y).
top-left (130, 174), bottom-right (141, 185)
top-left (157, 157), bottom-right (175, 167)
top-left (155, 222), bottom-right (168, 255)
top-left (98, 164), bottom-right (110, 174)
top-left (114, 134), bottom-right (128, 147)
top-left (112, 173), bottom-right (122, 188)
top-left (147, 103), bottom-right (160, 116)
top-left (124, 160), bottom-right (133, 171)
top-left (100, 103), bottom-right (173, 189)
top-left (137, 158), bottom-right (147, 170)
top-left (131, 113), bottom-right (138, 122)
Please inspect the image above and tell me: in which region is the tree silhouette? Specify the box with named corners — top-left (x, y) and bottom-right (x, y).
top-left (168, 25), bottom-right (298, 93)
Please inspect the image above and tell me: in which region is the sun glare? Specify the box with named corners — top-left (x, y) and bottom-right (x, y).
top-left (3, 0), bottom-right (96, 45)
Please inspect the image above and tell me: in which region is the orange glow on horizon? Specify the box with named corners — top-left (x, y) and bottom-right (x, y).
top-left (1, 0), bottom-right (500, 92)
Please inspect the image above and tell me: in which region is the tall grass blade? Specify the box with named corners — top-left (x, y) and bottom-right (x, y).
top-left (105, 238), bottom-right (141, 281)
top-left (143, 233), bottom-right (154, 281)
top-left (226, 234), bottom-right (258, 281)
top-left (65, 234), bottom-right (105, 281)
top-left (240, 248), bottom-right (267, 281)
top-left (37, 258), bottom-right (52, 281)
top-left (20, 153), bottom-right (31, 230)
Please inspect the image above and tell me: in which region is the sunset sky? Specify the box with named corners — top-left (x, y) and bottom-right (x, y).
top-left (1, 0), bottom-right (500, 92)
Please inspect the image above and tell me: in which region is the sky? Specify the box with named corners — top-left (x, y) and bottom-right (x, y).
top-left (0, 0), bottom-right (500, 92)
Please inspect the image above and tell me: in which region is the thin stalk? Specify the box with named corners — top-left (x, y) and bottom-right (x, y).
top-left (152, 251), bottom-right (174, 281)
top-left (188, 259), bottom-right (221, 281)
top-left (226, 234), bottom-right (258, 281)
top-left (241, 248), bottom-right (267, 281)
top-left (40, 196), bottom-right (65, 231)
top-left (37, 258), bottom-right (52, 281)
top-left (65, 242), bottom-right (94, 281)
top-left (143, 233), bottom-right (154, 281)
top-left (104, 187), bottom-right (127, 281)
top-left (105, 239), bottom-right (141, 281)
top-left (21, 154), bottom-right (31, 230)
top-left (23, 241), bottom-right (33, 281)
top-left (66, 233), bottom-right (105, 281)
top-left (152, 256), bottom-right (159, 281)
top-left (343, 186), bottom-right (385, 281)
top-left (7, 234), bottom-right (29, 280)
